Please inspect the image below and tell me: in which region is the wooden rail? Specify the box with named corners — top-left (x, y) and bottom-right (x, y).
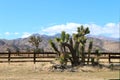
top-left (0, 52), bottom-right (56, 64)
top-left (0, 52), bottom-right (120, 64)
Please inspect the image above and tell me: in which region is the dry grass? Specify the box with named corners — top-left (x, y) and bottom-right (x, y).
top-left (0, 62), bottom-right (119, 80)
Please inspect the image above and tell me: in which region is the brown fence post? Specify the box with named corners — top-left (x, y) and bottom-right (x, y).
top-left (34, 52), bottom-right (36, 64)
top-left (7, 48), bottom-right (11, 64)
top-left (8, 51), bottom-right (11, 64)
top-left (109, 53), bottom-right (111, 63)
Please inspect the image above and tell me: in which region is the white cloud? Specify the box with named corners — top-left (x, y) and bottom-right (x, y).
top-left (21, 32), bottom-right (32, 38)
top-left (103, 23), bottom-right (119, 38)
top-left (5, 32), bottom-right (10, 35)
top-left (40, 22), bottom-right (120, 38)
top-left (85, 23), bottom-right (119, 38)
top-left (105, 23), bottom-right (115, 27)
top-left (40, 23), bottom-right (81, 35)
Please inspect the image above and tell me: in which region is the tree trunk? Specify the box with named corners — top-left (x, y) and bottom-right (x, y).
top-left (61, 43), bottom-right (80, 67)
top-left (81, 45), bottom-right (85, 65)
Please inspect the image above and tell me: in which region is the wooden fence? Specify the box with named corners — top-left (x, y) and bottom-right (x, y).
top-left (0, 52), bottom-right (120, 64)
top-left (0, 52), bottom-right (56, 64)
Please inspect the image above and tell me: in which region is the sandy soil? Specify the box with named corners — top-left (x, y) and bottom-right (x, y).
top-left (0, 62), bottom-right (119, 80)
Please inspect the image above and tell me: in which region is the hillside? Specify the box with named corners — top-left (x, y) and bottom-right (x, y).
top-left (0, 34), bottom-right (119, 52)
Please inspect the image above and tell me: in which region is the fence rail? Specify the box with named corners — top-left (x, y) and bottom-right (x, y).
top-left (0, 52), bottom-right (120, 64)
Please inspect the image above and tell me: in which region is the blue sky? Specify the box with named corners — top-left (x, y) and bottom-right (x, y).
top-left (0, 0), bottom-right (119, 39)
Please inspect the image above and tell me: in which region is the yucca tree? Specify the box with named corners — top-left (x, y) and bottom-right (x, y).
top-left (77, 26), bottom-right (90, 64)
top-left (49, 25), bottom-right (92, 66)
top-left (56, 31), bottom-right (70, 54)
top-left (61, 26), bottom-right (90, 66)
top-left (49, 31), bottom-right (70, 66)
top-left (29, 35), bottom-right (42, 52)
top-left (29, 35), bottom-right (42, 64)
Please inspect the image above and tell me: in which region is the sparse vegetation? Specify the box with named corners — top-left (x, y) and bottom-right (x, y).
top-left (6, 48), bottom-right (11, 53)
top-left (0, 62), bottom-right (118, 80)
top-left (95, 49), bottom-right (101, 65)
top-left (28, 35), bottom-right (43, 54)
top-left (29, 35), bottom-right (42, 50)
top-left (0, 27), bottom-right (119, 80)
top-left (49, 25), bottom-right (94, 67)
top-left (87, 40), bottom-right (93, 65)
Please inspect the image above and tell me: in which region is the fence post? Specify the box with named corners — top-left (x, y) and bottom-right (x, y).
top-left (109, 53), bottom-right (111, 63)
top-left (34, 51), bottom-right (36, 64)
top-left (7, 48), bottom-right (11, 64)
top-left (8, 51), bottom-right (11, 64)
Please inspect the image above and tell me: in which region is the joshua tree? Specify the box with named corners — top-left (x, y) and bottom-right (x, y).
top-left (49, 31), bottom-right (70, 66)
top-left (72, 26), bottom-right (90, 65)
top-left (49, 25), bottom-right (92, 67)
top-left (29, 35), bottom-right (42, 64)
top-left (29, 35), bottom-right (42, 51)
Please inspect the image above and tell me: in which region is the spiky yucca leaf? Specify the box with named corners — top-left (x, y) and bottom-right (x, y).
top-left (85, 27), bottom-right (90, 34)
top-left (61, 31), bottom-right (66, 42)
top-left (55, 38), bottom-right (61, 42)
top-left (49, 40), bottom-right (60, 54)
top-left (65, 33), bottom-right (70, 42)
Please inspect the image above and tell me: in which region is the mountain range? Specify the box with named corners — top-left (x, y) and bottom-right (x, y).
top-left (0, 34), bottom-right (119, 53)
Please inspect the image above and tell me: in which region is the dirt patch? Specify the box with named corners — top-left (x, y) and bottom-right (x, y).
top-left (0, 62), bottom-right (119, 80)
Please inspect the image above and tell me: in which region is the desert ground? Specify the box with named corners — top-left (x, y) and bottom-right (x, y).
top-left (0, 62), bottom-right (119, 80)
